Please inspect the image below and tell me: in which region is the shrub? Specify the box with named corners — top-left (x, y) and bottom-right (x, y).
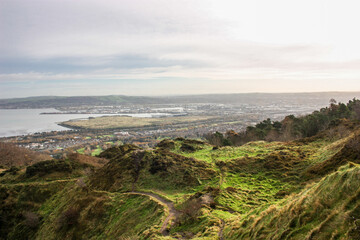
top-left (181, 198), bottom-right (202, 221)
top-left (347, 136), bottom-right (360, 152)
top-left (58, 207), bottom-right (80, 227)
top-left (0, 166), bottom-right (20, 176)
top-left (25, 160), bottom-right (74, 177)
top-left (156, 139), bottom-right (175, 150)
top-left (180, 143), bottom-right (196, 152)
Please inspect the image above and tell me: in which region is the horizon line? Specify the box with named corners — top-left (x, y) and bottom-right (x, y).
top-left (1, 90), bottom-right (360, 100)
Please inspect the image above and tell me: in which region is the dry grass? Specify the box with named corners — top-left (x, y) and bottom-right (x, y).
top-left (68, 153), bottom-right (108, 168)
top-left (61, 115), bottom-right (214, 130)
top-left (0, 142), bottom-right (52, 167)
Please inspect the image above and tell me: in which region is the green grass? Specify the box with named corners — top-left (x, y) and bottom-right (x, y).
top-left (0, 179), bottom-right (76, 240)
top-left (91, 145), bottom-right (103, 156)
top-left (224, 163), bottom-right (360, 240)
top-left (217, 172), bottom-right (290, 213)
top-left (102, 193), bottom-right (164, 239)
top-left (137, 175), bottom-right (220, 207)
top-left (171, 141), bottom-right (283, 163)
top-left (36, 185), bottom-right (165, 240)
top-left (301, 138), bottom-right (347, 165)
top-left (76, 148), bottom-right (85, 154)
top-left (76, 145), bottom-right (104, 156)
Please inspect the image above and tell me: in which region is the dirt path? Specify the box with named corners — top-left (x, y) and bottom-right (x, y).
top-left (125, 191), bottom-right (180, 235)
top-left (218, 218), bottom-right (225, 240)
top-left (219, 167), bottom-right (225, 187)
top-left (2, 179), bottom-right (76, 186)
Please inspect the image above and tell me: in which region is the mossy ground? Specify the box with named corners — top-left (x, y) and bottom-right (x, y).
top-left (224, 163), bottom-right (360, 240)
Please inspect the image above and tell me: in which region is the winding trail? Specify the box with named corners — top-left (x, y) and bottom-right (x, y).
top-left (2, 179), bottom-right (76, 186)
top-left (124, 191), bottom-right (180, 235)
top-left (219, 167), bottom-right (225, 187)
top-left (218, 218), bottom-right (225, 240)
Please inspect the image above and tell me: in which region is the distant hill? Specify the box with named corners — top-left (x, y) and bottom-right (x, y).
top-left (0, 95), bottom-right (161, 108)
top-left (1, 92), bottom-right (360, 108)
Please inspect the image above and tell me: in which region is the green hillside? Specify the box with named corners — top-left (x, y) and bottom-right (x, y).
top-left (225, 163), bottom-right (360, 240)
top-left (1, 104), bottom-right (360, 239)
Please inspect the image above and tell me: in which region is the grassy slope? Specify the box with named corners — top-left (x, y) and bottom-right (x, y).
top-left (1, 122), bottom-right (360, 239)
top-left (1, 170), bottom-right (165, 240)
top-left (224, 163), bottom-right (360, 240)
top-left (0, 179), bottom-right (75, 240)
top-left (161, 128), bottom-right (360, 239)
top-left (87, 127), bottom-right (360, 239)
top-left (36, 187), bottom-right (164, 240)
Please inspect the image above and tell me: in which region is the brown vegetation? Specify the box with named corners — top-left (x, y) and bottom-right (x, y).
top-left (156, 139), bottom-right (175, 150)
top-left (0, 142), bottom-right (52, 167)
top-left (58, 207), bottom-right (80, 227)
top-left (67, 152), bottom-right (108, 168)
top-left (60, 115), bottom-right (214, 130)
top-left (23, 211), bottom-right (40, 229)
top-left (306, 133), bottom-right (360, 177)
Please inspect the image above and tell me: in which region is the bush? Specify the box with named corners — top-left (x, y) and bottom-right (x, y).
top-left (0, 166), bottom-right (20, 176)
top-left (180, 143), bottom-right (196, 152)
top-left (25, 160), bottom-right (75, 177)
top-left (156, 139), bottom-right (175, 150)
top-left (180, 196), bottom-right (203, 221)
top-left (58, 207), bottom-right (80, 227)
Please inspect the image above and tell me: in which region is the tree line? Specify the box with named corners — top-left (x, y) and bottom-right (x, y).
top-left (205, 98), bottom-right (360, 146)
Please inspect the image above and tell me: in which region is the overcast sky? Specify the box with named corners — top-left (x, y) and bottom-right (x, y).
top-left (1, 0), bottom-right (360, 98)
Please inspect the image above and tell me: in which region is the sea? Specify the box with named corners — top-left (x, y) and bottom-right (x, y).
top-left (0, 108), bottom-right (170, 137)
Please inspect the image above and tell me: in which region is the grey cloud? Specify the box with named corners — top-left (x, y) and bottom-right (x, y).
top-left (0, 54), bottom-right (204, 74)
top-left (0, 0), bottom-right (217, 56)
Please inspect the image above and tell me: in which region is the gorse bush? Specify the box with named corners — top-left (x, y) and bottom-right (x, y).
top-left (58, 207), bottom-right (80, 227)
top-left (25, 160), bottom-right (78, 177)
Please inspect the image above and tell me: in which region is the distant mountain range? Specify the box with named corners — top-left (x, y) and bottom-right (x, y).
top-left (1, 92), bottom-right (360, 108)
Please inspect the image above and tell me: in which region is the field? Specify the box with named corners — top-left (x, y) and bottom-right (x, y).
top-left (60, 115), bottom-right (215, 130)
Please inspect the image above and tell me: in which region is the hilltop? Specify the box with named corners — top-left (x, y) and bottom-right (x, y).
top-left (1, 92), bottom-right (360, 108)
top-left (0, 101), bottom-right (360, 239)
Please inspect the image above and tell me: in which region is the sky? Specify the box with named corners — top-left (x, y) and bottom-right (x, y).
top-left (1, 0), bottom-right (360, 98)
